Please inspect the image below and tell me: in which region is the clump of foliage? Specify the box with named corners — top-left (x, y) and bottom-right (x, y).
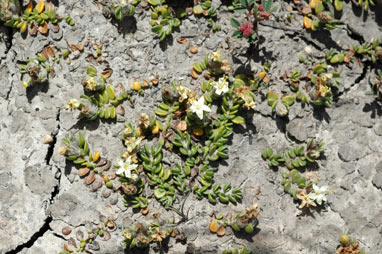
top-left (223, 246), bottom-right (252, 254)
top-left (302, 0), bottom-right (342, 31)
top-left (230, 0), bottom-right (275, 44)
top-left (336, 233), bottom-right (366, 254)
top-left (353, 38), bottom-right (382, 64)
top-left (367, 69), bottom-right (382, 101)
top-left (123, 220), bottom-right (173, 249)
top-left (2, 0), bottom-right (59, 35)
top-left (262, 139), bottom-right (329, 209)
top-left (19, 45), bottom-right (58, 88)
top-left (149, 0), bottom-right (183, 41)
top-left (64, 66), bottom-right (130, 120)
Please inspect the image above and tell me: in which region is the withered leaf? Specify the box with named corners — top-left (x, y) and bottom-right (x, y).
top-left (38, 22), bottom-right (48, 34)
top-left (176, 120), bottom-right (187, 131)
top-left (101, 68), bottom-right (113, 78)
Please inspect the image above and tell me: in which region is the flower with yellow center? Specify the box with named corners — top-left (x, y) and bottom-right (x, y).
top-left (209, 49), bottom-right (221, 62)
top-left (242, 94), bottom-right (256, 110)
top-left (86, 77), bottom-right (97, 90)
top-left (211, 77), bottom-right (229, 95)
top-left (65, 99), bottom-right (81, 111)
top-left (116, 156), bottom-right (138, 179)
top-left (176, 85), bottom-right (195, 103)
top-left (189, 96), bottom-right (211, 120)
top-left (296, 190), bottom-right (317, 209)
top-left (124, 136), bottom-right (143, 154)
top-left (138, 113), bottom-right (150, 129)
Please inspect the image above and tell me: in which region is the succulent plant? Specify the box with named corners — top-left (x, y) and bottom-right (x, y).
top-left (123, 221), bottom-right (173, 249)
top-left (353, 38), bottom-right (382, 64)
top-left (0, 0), bottom-right (21, 22)
top-left (223, 246), bottom-right (252, 254)
top-left (59, 132), bottom-right (100, 168)
top-left (231, 203), bottom-right (260, 234)
top-left (150, 2), bottom-right (181, 41)
top-left (192, 0), bottom-right (217, 17)
top-left (303, 0), bottom-right (343, 31)
top-left (267, 91), bottom-right (295, 117)
top-left (367, 69), bottom-right (382, 100)
top-left (3, 1), bottom-right (59, 35)
top-left (336, 233), bottom-right (366, 254)
top-left (65, 66), bottom-right (129, 120)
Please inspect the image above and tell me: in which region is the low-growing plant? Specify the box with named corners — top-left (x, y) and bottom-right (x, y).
top-left (2, 0), bottom-right (60, 35)
top-left (64, 66), bottom-right (130, 120)
top-left (122, 220), bottom-right (173, 249)
top-left (150, 1), bottom-right (182, 41)
top-left (336, 233), bottom-right (366, 254)
top-left (230, 0), bottom-right (275, 44)
top-left (302, 0), bottom-right (343, 31)
top-left (262, 139), bottom-right (328, 209)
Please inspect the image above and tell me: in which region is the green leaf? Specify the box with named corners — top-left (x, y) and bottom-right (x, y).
top-left (232, 30), bottom-right (242, 38)
top-left (232, 116), bottom-right (245, 124)
top-left (315, 2), bottom-right (324, 14)
top-left (114, 7), bottom-right (123, 21)
top-left (148, 0), bottom-right (161, 6)
top-left (193, 5), bottom-right (204, 14)
top-left (262, 0), bottom-right (273, 12)
top-left (334, 0), bottom-right (344, 11)
top-left (152, 25), bottom-right (162, 33)
top-left (240, 0), bottom-right (248, 8)
top-left (87, 66), bottom-right (97, 77)
top-left (176, 8), bottom-right (186, 18)
top-left (230, 18), bottom-right (240, 28)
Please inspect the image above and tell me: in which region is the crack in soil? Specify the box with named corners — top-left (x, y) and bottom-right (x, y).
top-left (7, 109), bottom-right (64, 253)
top-left (4, 217), bottom-right (53, 254)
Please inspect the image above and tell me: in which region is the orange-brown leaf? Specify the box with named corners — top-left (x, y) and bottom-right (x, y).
top-left (216, 225), bottom-right (226, 236)
top-left (176, 120), bottom-right (187, 131)
top-left (209, 221), bottom-right (218, 233)
top-left (38, 22), bottom-right (48, 34)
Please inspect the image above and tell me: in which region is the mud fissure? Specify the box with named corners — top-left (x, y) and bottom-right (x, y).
top-left (4, 217), bottom-right (53, 254)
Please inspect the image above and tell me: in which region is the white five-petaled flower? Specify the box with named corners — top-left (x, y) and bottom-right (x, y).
top-left (65, 99), bottom-right (81, 111)
top-left (176, 85), bottom-right (194, 103)
top-left (116, 157), bottom-right (138, 178)
top-left (308, 184), bottom-right (329, 205)
top-left (211, 77), bottom-right (229, 95)
top-left (189, 96), bottom-right (211, 120)
top-left (209, 49), bottom-right (221, 62)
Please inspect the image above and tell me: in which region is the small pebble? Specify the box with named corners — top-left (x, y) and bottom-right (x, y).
top-left (88, 241), bottom-right (100, 251)
top-left (84, 171), bottom-right (95, 185)
top-left (76, 230), bottom-right (84, 241)
top-left (42, 135), bottom-right (53, 144)
top-left (109, 194), bottom-right (118, 205)
top-left (102, 189), bottom-right (111, 198)
top-left (62, 226), bottom-right (72, 235)
top-left (78, 167), bottom-right (90, 177)
top-left (91, 179), bottom-right (103, 191)
top-left (190, 46), bottom-right (198, 54)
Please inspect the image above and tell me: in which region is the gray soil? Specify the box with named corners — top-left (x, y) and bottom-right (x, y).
top-left (0, 1), bottom-right (382, 254)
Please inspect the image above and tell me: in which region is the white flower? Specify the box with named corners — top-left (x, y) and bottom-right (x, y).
top-left (86, 77), bottom-right (97, 90)
top-left (209, 49), bottom-right (221, 62)
top-left (65, 99), bottom-right (81, 111)
top-left (308, 184), bottom-right (329, 205)
top-left (242, 94), bottom-right (256, 109)
top-left (211, 77), bottom-right (229, 95)
top-left (116, 157), bottom-right (138, 178)
top-left (189, 96), bottom-right (211, 120)
top-left (176, 85), bottom-right (194, 102)
top-left (124, 136), bottom-right (143, 153)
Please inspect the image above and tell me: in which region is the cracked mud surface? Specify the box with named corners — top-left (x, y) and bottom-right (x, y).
top-left (0, 1), bottom-right (381, 253)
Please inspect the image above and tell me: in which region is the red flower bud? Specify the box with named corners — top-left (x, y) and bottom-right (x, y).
top-left (239, 21), bottom-right (254, 38)
top-left (258, 4), bottom-right (263, 12)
